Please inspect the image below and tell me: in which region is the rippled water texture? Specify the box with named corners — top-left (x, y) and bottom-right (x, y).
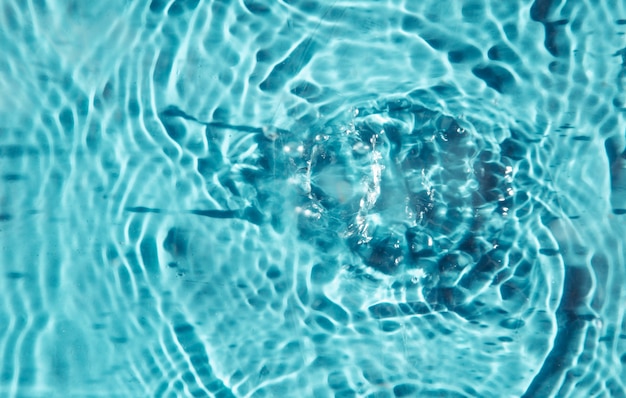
top-left (1, 0), bottom-right (626, 397)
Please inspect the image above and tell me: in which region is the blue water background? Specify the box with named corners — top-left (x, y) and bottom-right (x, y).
top-left (1, 1), bottom-right (626, 397)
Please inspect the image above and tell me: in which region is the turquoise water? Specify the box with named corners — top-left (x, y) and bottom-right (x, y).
top-left (1, 0), bottom-right (626, 397)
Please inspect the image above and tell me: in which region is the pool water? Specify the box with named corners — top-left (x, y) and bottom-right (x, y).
top-left (1, 0), bottom-right (626, 397)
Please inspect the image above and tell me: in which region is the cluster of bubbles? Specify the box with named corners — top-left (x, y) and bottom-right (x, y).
top-left (292, 98), bottom-right (518, 294)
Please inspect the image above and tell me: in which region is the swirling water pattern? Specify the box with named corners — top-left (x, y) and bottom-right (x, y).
top-left (1, 0), bottom-right (626, 397)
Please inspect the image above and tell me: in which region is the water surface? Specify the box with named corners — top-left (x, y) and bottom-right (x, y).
top-left (1, 0), bottom-right (626, 397)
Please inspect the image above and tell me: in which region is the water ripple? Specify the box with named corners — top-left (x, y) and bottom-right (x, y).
top-left (1, 0), bottom-right (625, 397)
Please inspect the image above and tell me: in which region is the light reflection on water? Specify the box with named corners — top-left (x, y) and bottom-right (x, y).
top-left (0, 0), bottom-right (625, 397)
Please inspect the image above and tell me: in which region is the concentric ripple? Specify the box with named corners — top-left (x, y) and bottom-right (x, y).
top-left (1, 0), bottom-right (626, 397)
